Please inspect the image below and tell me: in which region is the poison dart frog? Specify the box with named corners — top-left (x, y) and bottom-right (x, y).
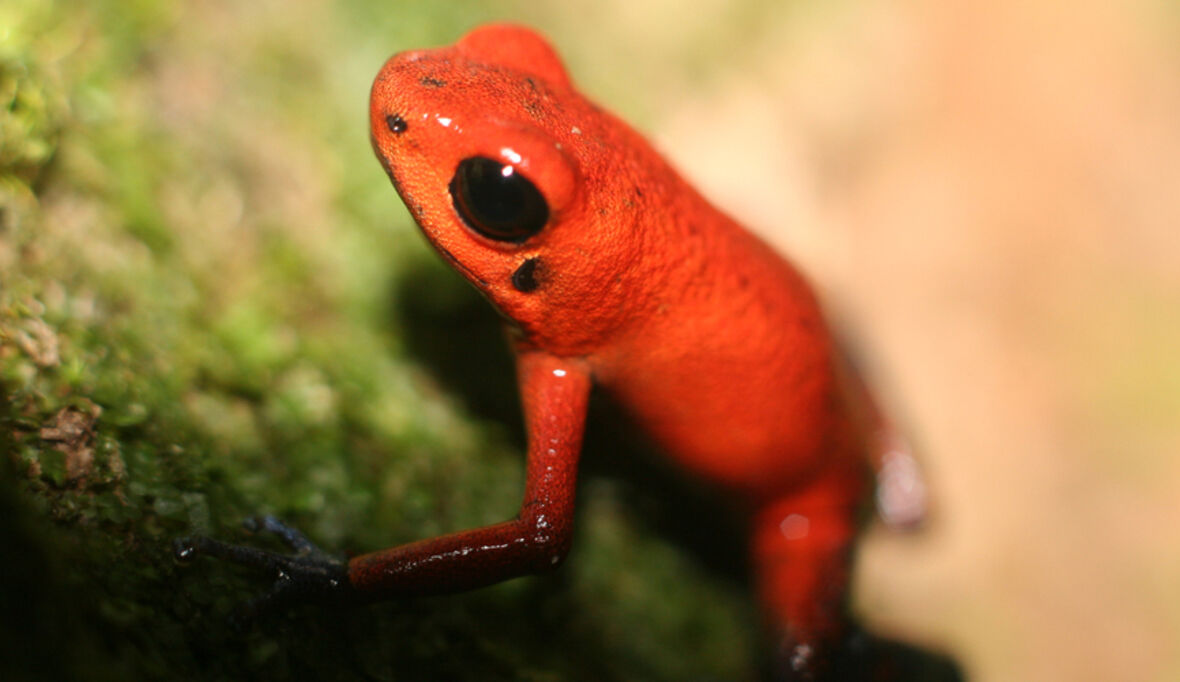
top-left (176, 24), bottom-right (929, 680)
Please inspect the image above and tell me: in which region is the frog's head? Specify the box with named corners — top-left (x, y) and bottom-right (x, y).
top-left (370, 24), bottom-right (652, 355)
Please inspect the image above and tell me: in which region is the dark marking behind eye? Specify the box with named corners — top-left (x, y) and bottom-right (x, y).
top-left (420, 76), bottom-right (446, 88)
top-left (512, 257), bottom-right (541, 293)
top-left (386, 114), bottom-right (407, 134)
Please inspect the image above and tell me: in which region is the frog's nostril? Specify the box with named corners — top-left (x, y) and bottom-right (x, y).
top-left (386, 113), bottom-right (408, 134)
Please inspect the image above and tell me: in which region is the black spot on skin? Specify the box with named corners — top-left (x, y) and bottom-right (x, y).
top-left (635, 186), bottom-right (644, 198)
top-left (512, 257), bottom-right (541, 293)
top-left (524, 77), bottom-right (539, 93)
top-left (386, 114), bottom-right (407, 134)
top-left (419, 76), bottom-right (446, 88)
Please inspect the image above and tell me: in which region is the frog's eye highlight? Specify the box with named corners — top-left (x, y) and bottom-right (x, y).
top-left (449, 156), bottom-right (549, 242)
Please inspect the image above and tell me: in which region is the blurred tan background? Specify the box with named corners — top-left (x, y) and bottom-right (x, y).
top-left (561, 1), bottom-right (1180, 680)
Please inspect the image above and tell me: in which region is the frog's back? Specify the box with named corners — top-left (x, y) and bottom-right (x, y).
top-left (587, 176), bottom-right (867, 501)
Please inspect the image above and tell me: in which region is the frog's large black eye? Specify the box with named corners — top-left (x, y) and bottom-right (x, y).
top-left (449, 156), bottom-right (549, 242)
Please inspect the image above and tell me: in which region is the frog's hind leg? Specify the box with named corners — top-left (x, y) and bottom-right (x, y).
top-left (869, 426), bottom-right (928, 530)
top-left (750, 472), bottom-right (863, 681)
top-left (836, 343), bottom-right (928, 530)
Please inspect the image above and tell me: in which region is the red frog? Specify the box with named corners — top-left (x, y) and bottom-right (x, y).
top-left (177, 24), bottom-right (929, 680)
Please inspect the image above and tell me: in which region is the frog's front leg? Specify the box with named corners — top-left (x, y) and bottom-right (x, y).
top-left (176, 351), bottom-right (591, 613)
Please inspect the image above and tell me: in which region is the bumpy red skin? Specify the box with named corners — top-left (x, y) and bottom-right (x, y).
top-left (366, 24), bottom-right (877, 672)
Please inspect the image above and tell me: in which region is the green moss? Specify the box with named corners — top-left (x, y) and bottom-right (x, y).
top-left (0, 2), bottom-right (757, 681)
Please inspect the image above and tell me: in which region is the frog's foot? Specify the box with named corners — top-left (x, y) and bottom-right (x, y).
top-left (874, 440), bottom-right (928, 530)
top-left (174, 516), bottom-right (354, 626)
top-left (831, 627), bottom-right (963, 682)
top-left (773, 632), bottom-right (824, 682)
top-left (772, 627), bottom-right (963, 682)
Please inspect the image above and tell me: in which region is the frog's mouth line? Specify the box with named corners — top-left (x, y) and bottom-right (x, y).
top-left (431, 239), bottom-right (522, 336)
top-left (432, 242), bottom-right (487, 287)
